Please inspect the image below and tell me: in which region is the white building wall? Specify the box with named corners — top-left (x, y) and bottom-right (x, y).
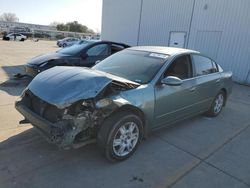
top-left (187, 0), bottom-right (250, 83)
top-left (101, 0), bottom-right (142, 45)
top-left (101, 0), bottom-right (250, 84)
top-left (138, 0), bottom-right (194, 46)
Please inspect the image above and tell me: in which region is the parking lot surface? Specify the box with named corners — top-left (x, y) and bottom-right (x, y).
top-left (0, 40), bottom-right (250, 188)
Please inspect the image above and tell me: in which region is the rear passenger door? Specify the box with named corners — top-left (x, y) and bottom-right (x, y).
top-left (191, 54), bottom-right (221, 111)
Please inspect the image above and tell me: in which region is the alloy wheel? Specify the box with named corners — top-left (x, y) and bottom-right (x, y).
top-left (112, 122), bottom-right (139, 157)
top-left (214, 93), bottom-right (224, 114)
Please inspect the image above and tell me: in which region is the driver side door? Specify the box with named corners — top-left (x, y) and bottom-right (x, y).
top-left (80, 43), bottom-right (111, 67)
top-left (154, 54), bottom-right (198, 127)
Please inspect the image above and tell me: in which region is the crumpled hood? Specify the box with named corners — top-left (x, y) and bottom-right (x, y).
top-left (27, 52), bottom-right (70, 66)
top-left (28, 66), bottom-right (113, 108)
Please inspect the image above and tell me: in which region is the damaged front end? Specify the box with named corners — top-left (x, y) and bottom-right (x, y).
top-left (16, 90), bottom-right (97, 148)
top-left (15, 73), bottom-right (139, 149)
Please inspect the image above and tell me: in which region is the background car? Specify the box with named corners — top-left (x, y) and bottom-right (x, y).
top-left (25, 40), bottom-right (130, 77)
top-left (57, 37), bottom-right (80, 47)
top-left (16, 47), bottom-right (232, 161)
top-left (3, 33), bottom-right (27, 41)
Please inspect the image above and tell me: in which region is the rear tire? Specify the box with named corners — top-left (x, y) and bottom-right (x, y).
top-left (206, 91), bottom-right (225, 117)
top-left (97, 111), bottom-right (143, 162)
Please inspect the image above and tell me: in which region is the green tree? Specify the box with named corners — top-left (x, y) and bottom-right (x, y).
top-left (56, 24), bottom-right (68, 31)
top-left (66, 21), bottom-right (87, 33)
top-left (87, 28), bottom-right (95, 34)
top-left (56, 21), bottom-right (93, 33)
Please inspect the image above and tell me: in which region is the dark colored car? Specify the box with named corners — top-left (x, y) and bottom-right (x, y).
top-left (25, 41), bottom-right (130, 77)
top-left (16, 46), bottom-right (233, 161)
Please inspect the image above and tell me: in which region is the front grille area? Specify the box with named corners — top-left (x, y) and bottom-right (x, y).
top-left (24, 90), bottom-right (64, 123)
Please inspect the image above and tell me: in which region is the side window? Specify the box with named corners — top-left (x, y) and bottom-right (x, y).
top-left (164, 55), bottom-right (193, 80)
top-left (87, 44), bottom-right (109, 56)
top-left (212, 61), bottom-right (219, 73)
top-left (192, 55), bottom-right (215, 76)
top-left (217, 63), bottom-right (224, 72)
top-left (111, 44), bottom-right (125, 54)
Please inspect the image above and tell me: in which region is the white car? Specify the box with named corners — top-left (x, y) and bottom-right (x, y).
top-left (57, 37), bottom-right (80, 48)
top-left (4, 33), bottom-right (27, 41)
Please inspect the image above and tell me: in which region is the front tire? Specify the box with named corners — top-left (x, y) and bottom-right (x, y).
top-left (97, 111), bottom-right (143, 162)
top-left (206, 91), bottom-right (225, 117)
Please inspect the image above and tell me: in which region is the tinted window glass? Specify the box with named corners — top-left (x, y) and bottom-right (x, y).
top-left (111, 44), bottom-right (125, 54)
top-left (212, 61), bottom-right (218, 72)
top-left (193, 55), bottom-right (214, 76)
top-left (93, 49), bottom-right (167, 84)
top-left (59, 42), bottom-right (91, 55)
top-left (164, 55), bottom-right (193, 80)
top-left (87, 44), bottom-right (109, 56)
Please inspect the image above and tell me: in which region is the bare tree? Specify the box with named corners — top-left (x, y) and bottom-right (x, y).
top-left (0, 13), bottom-right (19, 22)
top-left (49, 21), bottom-right (62, 27)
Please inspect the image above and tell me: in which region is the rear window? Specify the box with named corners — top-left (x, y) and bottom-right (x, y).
top-left (58, 42), bottom-right (91, 55)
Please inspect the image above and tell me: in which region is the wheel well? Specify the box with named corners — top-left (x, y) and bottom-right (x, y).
top-left (110, 105), bottom-right (147, 136)
top-left (220, 88), bottom-right (227, 105)
top-left (114, 105), bottom-right (145, 124)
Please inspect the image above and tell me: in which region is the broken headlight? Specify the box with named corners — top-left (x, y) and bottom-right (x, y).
top-left (95, 99), bottom-right (112, 108)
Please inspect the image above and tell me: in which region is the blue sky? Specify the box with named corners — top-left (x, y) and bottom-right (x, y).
top-left (0, 0), bottom-right (102, 31)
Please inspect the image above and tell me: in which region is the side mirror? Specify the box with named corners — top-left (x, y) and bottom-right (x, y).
top-left (95, 60), bottom-right (101, 65)
top-left (161, 76), bottom-right (183, 86)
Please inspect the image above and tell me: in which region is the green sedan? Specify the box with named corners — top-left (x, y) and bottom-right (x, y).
top-left (15, 46), bottom-right (233, 161)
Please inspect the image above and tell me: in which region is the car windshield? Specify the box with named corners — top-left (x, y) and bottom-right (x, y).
top-left (58, 42), bottom-right (93, 55)
top-left (93, 49), bottom-right (168, 84)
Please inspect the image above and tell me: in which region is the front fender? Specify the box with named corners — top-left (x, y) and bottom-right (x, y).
top-left (106, 86), bottom-right (155, 137)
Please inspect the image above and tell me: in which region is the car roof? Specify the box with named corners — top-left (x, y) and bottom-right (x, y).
top-left (91, 40), bottom-right (130, 47)
top-left (129, 46), bottom-right (199, 56)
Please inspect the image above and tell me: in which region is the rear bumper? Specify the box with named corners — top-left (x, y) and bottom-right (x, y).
top-left (15, 101), bottom-right (77, 148)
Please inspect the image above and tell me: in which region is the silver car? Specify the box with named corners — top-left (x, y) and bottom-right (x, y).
top-left (57, 37), bottom-right (80, 48)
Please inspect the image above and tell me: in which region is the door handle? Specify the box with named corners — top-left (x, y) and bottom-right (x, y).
top-left (190, 87), bottom-right (196, 92)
